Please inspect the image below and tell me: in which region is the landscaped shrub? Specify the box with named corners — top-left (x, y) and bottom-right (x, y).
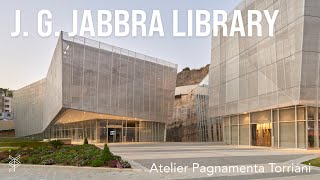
top-left (84, 137), bottom-right (88, 145)
top-left (49, 140), bottom-right (64, 149)
top-left (101, 144), bottom-right (113, 162)
top-left (0, 143), bottom-right (131, 168)
top-left (120, 160), bottom-right (131, 168)
top-left (91, 159), bottom-right (104, 167)
top-left (42, 158), bottom-right (55, 165)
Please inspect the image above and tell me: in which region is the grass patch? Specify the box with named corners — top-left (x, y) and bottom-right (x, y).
top-left (0, 144), bottom-right (130, 168)
top-left (0, 147), bottom-right (18, 152)
top-left (0, 141), bottom-right (49, 148)
top-left (0, 138), bottom-right (42, 142)
top-left (0, 138), bottom-right (49, 148)
top-left (303, 157), bottom-right (320, 167)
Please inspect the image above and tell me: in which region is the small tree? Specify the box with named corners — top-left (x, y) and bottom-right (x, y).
top-left (49, 140), bottom-right (63, 149)
top-left (84, 137), bottom-right (88, 145)
top-left (183, 67), bottom-right (190, 71)
top-left (101, 144), bottom-right (113, 162)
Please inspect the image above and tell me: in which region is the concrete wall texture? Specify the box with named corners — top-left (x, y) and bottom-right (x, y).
top-left (13, 32), bottom-right (177, 137)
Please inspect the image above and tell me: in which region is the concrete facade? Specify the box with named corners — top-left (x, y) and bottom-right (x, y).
top-left (209, 0), bottom-right (320, 149)
top-left (3, 97), bottom-right (13, 112)
top-left (13, 32), bottom-right (177, 143)
top-left (0, 96), bottom-right (13, 113)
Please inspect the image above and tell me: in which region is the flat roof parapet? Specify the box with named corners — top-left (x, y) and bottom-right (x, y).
top-left (61, 32), bottom-right (178, 69)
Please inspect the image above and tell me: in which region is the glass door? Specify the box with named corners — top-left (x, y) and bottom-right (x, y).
top-left (108, 127), bottom-right (122, 143)
top-left (251, 123), bottom-right (272, 147)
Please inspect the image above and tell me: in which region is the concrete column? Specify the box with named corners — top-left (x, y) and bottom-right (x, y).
top-left (125, 120), bottom-right (127, 143)
top-left (238, 115), bottom-right (240, 146)
top-left (249, 113), bottom-right (251, 146)
top-left (121, 120), bottom-right (124, 143)
top-left (96, 120), bottom-right (100, 143)
top-left (277, 108), bottom-right (280, 148)
top-left (139, 121), bottom-right (141, 142)
top-left (316, 107), bottom-right (319, 148)
top-left (229, 116), bottom-right (231, 144)
top-left (164, 123), bottom-right (167, 142)
top-left (106, 120), bottom-right (109, 144)
top-left (295, 105), bottom-right (298, 148)
top-left (222, 117), bottom-right (225, 144)
top-left (306, 107), bottom-right (308, 149)
top-left (271, 109), bottom-right (274, 147)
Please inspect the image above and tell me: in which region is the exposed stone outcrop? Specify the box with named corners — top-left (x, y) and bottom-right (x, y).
top-left (166, 64), bottom-right (209, 142)
top-left (176, 64), bottom-right (209, 87)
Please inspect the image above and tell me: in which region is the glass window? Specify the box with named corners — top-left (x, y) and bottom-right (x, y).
top-left (231, 116), bottom-right (238, 125)
top-left (272, 110), bottom-right (278, 122)
top-left (297, 121), bottom-right (306, 149)
top-left (308, 107), bottom-right (317, 120)
top-left (297, 107), bottom-right (306, 120)
top-left (279, 122), bottom-right (295, 148)
top-left (239, 114), bottom-right (249, 124)
top-left (279, 108), bottom-right (295, 122)
top-left (308, 121), bottom-right (316, 148)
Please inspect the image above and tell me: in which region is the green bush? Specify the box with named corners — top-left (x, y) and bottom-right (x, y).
top-left (49, 140), bottom-right (64, 149)
top-left (84, 137), bottom-right (88, 145)
top-left (91, 159), bottom-right (104, 167)
top-left (0, 143), bottom-right (131, 168)
top-left (101, 144), bottom-right (113, 162)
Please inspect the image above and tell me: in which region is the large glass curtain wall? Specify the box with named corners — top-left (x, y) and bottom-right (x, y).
top-left (222, 106), bottom-right (320, 149)
top-left (44, 119), bottom-right (165, 143)
top-left (195, 75), bottom-right (224, 143)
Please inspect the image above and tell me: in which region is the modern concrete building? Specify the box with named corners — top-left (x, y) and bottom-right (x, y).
top-left (209, 0), bottom-right (320, 149)
top-left (0, 112), bottom-right (14, 120)
top-left (0, 96), bottom-right (3, 112)
top-left (3, 97), bottom-right (13, 112)
top-left (13, 32), bottom-right (177, 143)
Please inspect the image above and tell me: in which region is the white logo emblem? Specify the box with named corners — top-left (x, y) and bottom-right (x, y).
top-left (9, 155), bottom-right (21, 172)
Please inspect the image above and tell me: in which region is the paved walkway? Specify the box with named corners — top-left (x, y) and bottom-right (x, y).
top-left (108, 143), bottom-right (320, 179)
top-left (0, 143), bottom-right (319, 179)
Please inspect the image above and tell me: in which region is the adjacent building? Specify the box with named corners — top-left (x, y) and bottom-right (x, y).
top-left (3, 97), bottom-right (13, 113)
top-left (14, 32), bottom-right (177, 143)
top-left (0, 112), bottom-right (14, 120)
top-left (209, 0), bottom-right (320, 149)
top-left (0, 95), bottom-right (13, 113)
top-left (0, 91), bottom-right (15, 135)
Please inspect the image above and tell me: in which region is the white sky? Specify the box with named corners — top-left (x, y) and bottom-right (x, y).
top-left (0, 0), bottom-right (241, 90)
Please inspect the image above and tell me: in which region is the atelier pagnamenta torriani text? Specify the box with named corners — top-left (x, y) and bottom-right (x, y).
top-left (149, 162), bottom-right (311, 176)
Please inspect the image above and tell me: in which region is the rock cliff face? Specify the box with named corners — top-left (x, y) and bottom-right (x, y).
top-left (176, 64), bottom-right (209, 87)
top-left (166, 64), bottom-right (209, 142)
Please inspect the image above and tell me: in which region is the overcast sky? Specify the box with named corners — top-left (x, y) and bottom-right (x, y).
top-left (0, 0), bottom-right (241, 90)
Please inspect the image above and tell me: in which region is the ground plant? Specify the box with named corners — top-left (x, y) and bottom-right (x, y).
top-left (0, 139), bottom-right (130, 168)
top-left (303, 157), bottom-right (320, 167)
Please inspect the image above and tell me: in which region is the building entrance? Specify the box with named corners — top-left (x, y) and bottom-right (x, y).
top-left (107, 126), bottom-right (122, 143)
top-left (251, 123), bottom-right (272, 147)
